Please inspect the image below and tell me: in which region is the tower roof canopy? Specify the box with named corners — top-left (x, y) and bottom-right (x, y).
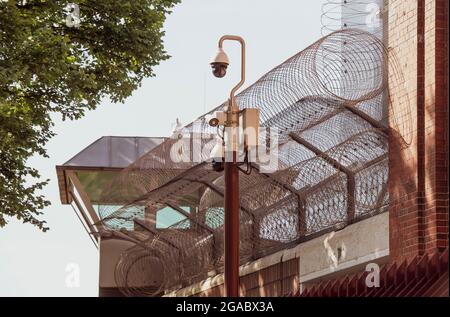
top-left (56, 136), bottom-right (166, 204)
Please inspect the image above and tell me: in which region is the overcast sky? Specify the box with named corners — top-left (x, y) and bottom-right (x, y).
top-left (0, 0), bottom-right (326, 296)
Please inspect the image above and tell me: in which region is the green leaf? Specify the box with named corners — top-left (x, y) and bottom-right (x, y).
top-left (0, 0), bottom-right (180, 231)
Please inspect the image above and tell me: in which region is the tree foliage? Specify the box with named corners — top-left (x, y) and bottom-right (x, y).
top-left (0, 0), bottom-right (179, 231)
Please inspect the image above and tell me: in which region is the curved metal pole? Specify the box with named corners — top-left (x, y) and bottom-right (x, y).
top-left (218, 35), bottom-right (246, 107)
top-left (217, 35), bottom-right (246, 298)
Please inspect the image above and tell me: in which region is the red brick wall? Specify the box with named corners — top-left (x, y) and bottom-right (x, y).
top-left (423, 0), bottom-right (449, 256)
top-left (388, 0), bottom-right (449, 261)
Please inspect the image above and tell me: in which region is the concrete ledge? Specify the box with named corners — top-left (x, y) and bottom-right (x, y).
top-left (165, 212), bottom-right (389, 297)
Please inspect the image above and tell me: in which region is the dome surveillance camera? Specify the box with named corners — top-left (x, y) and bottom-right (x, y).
top-left (210, 48), bottom-right (229, 78)
top-left (211, 62), bottom-right (228, 78)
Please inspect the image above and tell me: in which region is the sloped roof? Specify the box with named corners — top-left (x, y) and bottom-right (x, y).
top-left (63, 136), bottom-right (166, 169)
top-left (56, 136), bottom-right (166, 204)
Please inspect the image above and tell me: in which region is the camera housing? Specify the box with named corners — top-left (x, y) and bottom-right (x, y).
top-left (209, 140), bottom-right (225, 172)
top-left (209, 117), bottom-right (220, 127)
top-left (211, 62), bottom-right (228, 78)
top-left (212, 159), bottom-right (225, 172)
top-left (210, 48), bottom-right (229, 78)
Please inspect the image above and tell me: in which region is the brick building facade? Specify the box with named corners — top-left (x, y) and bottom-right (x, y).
top-left (388, 0), bottom-right (448, 261)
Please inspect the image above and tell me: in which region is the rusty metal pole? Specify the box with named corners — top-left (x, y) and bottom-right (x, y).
top-left (224, 151), bottom-right (240, 297)
top-left (218, 35), bottom-right (246, 298)
top-left (224, 87), bottom-right (241, 298)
